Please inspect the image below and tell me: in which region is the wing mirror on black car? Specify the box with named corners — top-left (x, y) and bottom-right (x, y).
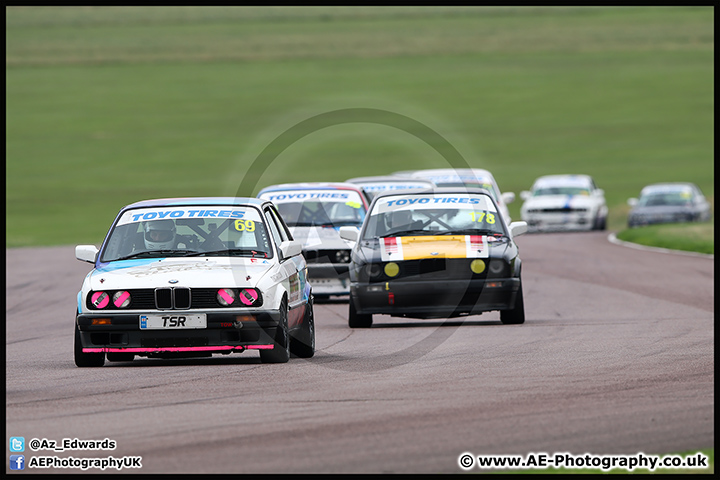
top-left (509, 222), bottom-right (528, 237)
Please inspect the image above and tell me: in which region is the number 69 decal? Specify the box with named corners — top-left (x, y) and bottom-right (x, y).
top-left (234, 219), bottom-right (256, 232)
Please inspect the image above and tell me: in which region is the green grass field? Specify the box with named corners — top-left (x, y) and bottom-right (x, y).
top-left (616, 220), bottom-right (714, 255)
top-left (6, 5), bottom-right (714, 251)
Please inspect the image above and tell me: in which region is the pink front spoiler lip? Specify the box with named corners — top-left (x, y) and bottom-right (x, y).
top-left (83, 345), bottom-right (274, 353)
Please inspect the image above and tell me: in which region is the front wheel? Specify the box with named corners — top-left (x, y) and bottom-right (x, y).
top-left (74, 319), bottom-right (104, 368)
top-left (594, 214), bottom-right (607, 231)
top-left (260, 297), bottom-right (290, 363)
top-left (500, 282), bottom-right (525, 325)
top-left (348, 295), bottom-right (372, 328)
top-left (290, 295), bottom-right (315, 358)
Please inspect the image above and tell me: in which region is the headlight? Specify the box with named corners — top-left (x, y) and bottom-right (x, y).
top-left (470, 259), bottom-right (486, 274)
top-left (365, 263), bottom-right (382, 278)
top-left (112, 291), bottom-right (131, 308)
top-left (488, 259), bottom-right (508, 276)
top-left (91, 291), bottom-right (110, 309)
top-left (334, 250), bottom-right (351, 263)
top-left (217, 288), bottom-right (237, 306)
top-left (239, 288), bottom-right (261, 306)
top-left (384, 262), bottom-right (400, 277)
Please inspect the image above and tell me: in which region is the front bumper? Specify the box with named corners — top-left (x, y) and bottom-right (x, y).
top-left (351, 277), bottom-right (520, 319)
top-left (76, 310), bottom-right (282, 356)
top-left (628, 213), bottom-right (694, 227)
top-left (524, 213), bottom-right (593, 232)
top-left (307, 263), bottom-right (350, 296)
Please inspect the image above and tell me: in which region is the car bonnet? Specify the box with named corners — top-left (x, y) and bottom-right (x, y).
top-left (89, 257), bottom-right (275, 290)
top-left (289, 226), bottom-right (355, 250)
top-left (361, 234), bottom-right (508, 263)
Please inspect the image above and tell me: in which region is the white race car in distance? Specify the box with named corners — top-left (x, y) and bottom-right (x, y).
top-left (520, 174), bottom-right (607, 232)
top-left (257, 182), bottom-right (370, 299)
top-left (392, 168), bottom-right (516, 225)
top-left (345, 175), bottom-right (435, 200)
top-left (627, 182), bottom-right (711, 227)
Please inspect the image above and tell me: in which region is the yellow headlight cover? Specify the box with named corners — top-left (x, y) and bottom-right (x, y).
top-left (470, 259), bottom-right (486, 274)
top-left (384, 262), bottom-right (400, 277)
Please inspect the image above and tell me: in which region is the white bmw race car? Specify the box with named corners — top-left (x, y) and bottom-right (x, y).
top-left (257, 182), bottom-right (370, 299)
top-left (392, 168), bottom-right (516, 225)
top-left (74, 197), bottom-right (314, 367)
top-left (345, 175), bottom-right (435, 200)
top-left (520, 174), bottom-right (608, 232)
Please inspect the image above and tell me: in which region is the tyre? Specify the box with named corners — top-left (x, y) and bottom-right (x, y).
top-left (594, 213), bottom-right (607, 230)
top-left (74, 320), bottom-right (105, 368)
top-left (500, 282), bottom-right (525, 325)
top-left (290, 294), bottom-right (315, 358)
top-left (260, 297), bottom-right (290, 363)
top-left (348, 294), bottom-right (372, 328)
top-left (107, 352), bottom-right (134, 362)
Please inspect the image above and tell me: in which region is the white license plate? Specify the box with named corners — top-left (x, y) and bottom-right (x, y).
top-left (310, 278), bottom-right (347, 286)
top-left (139, 314), bottom-right (207, 330)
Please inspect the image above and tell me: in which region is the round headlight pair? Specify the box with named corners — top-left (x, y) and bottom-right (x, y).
top-left (365, 262), bottom-right (399, 278)
top-left (90, 291), bottom-right (131, 309)
top-left (216, 288), bottom-right (260, 307)
top-left (469, 259), bottom-right (507, 275)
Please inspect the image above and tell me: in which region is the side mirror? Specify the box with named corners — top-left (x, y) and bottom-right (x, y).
top-left (595, 189), bottom-right (605, 197)
top-left (76, 245), bottom-right (99, 264)
top-left (627, 198), bottom-right (638, 207)
top-left (509, 221), bottom-right (528, 237)
top-left (279, 240), bottom-right (302, 258)
top-left (520, 191), bottom-right (531, 201)
top-left (501, 192), bottom-right (516, 204)
top-left (339, 226), bottom-right (359, 243)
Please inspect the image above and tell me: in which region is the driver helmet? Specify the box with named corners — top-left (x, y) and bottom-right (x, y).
top-left (144, 219), bottom-right (176, 250)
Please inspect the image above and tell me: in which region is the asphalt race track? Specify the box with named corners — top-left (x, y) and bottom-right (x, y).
top-left (5, 232), bottom-right (714, 474)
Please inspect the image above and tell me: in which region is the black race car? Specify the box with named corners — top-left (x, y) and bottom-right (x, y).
top-left (339, 188), bottom-right (528, 328)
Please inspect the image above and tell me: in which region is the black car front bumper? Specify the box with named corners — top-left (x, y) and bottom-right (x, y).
top-left (351, 276), bottom-right (520, 319)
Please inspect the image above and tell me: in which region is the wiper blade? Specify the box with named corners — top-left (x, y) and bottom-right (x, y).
top-left (291, 222), bottom-right (340, 227)
top-left (379, 229), bottom-right (432, 237)
top-left (114, 250), bottom-right (197, 261)
top-left (436, 229), bottom-right (502, 236)
top-left (330, 221), bottom-right (362, 227)
top-left (183, 249), bottom-right (268, 257)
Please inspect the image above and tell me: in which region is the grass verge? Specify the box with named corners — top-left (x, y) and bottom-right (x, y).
top-left (615, 221), bottom-right (714, 255)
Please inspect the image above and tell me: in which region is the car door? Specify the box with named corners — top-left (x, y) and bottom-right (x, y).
top-left (264, 205), bottom-right (306, 328)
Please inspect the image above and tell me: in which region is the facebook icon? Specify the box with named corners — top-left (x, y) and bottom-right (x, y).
top-left (10, 455), bottom-right (25, 470)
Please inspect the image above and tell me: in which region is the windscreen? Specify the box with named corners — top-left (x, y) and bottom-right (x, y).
top-left (260, 189), bottom-right (366, 228)
top-left (363, 193), bottom-right (505, 239)
top-left (638, 187), bottom-right (694, 207)
top-left (101, 206), bottom-right (271, 262)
